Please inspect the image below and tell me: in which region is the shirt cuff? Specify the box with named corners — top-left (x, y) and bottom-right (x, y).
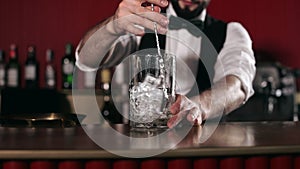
top-left (75, 42), bottom-right (99, 72)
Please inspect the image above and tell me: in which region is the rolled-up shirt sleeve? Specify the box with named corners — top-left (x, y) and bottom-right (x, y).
top-left (75, 15), bottom-right (138, 72)
top-left (75, 41), bottom-right (99, 72)
top-left (214, 22), bottom-right (256, 101)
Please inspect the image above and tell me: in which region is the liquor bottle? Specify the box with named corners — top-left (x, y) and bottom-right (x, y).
top-left (113, 62), bottom-right (130, 124)
top-left (0, 49), bottom-right (6, 89)
top-left (100, 68), bottom-right (111, 92)
top-left (100, 68), bottom-right (123, 124)
top-left (6, 44), bottom-right (20, 88)
top-left (61, 43), bottom-right (75, 89)
top-left (25, 45), bottom-right (39, 88)
top-left (45, 49), bottom-right (56, 89)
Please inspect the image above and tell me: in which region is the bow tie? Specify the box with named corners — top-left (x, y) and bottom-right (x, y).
top-left (168, 15), bottom-right (204, 37)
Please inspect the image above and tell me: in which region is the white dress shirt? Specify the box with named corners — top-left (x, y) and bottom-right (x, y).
top-left (76, 4), bottom-right (256, 101)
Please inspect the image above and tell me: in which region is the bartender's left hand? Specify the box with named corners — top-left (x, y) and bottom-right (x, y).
top-left (167, 95), bottom-right (206, 128)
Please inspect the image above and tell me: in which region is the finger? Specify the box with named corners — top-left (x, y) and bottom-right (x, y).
top-left (187, 107), bottom-right (202, 125)
top-left (131, 14), bottom-right (168, 34)
top-left (116, 12), bottom-right (167, 35)
top-left (130, 1), bottom-right (162, 14)
top-left (126, 1), bottom-right (168, 24)
top-left (169, 102), bottom-right (180, 115)
top-left (119, 0), bottom-right (167, 15)
top-left (118, 0), bottom-right (149, 17)
top-left (138, 11), bottom-right (168, 27)
top-left (141, 0), bottom-right (169, 7)
top-left (169, 95), bottom-right (182, 115)
top-left (167, 110), bottom-right (188, 128)
top-left (168, 115), bottom-right (183, 128)
top-left (186, 108), bottom-right (198, 122)
top-left (180, 95), bottom-right (197, 110)
top-left (132, 12), bottom-right (169, 34)
top-left (121, 5), bottom-right (168, 33)
top-left (114, 15), bottom-right (145, 35)
top-left (115, 0), bottom-right (168, 35)
top-left (126, 24), bottom-right (145, 35)
top-left (145, 5), bottom-right (161, 12)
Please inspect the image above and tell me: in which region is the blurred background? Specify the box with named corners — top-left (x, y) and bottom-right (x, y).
top-left (0, 0), bottom-right (299, 126)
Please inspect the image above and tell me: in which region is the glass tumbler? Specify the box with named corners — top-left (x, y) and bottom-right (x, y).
top-left (129, 51), bottom-right (176, 130)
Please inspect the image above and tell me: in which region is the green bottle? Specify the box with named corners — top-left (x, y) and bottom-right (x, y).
top-left (61, 43), bottom-right (75, 89)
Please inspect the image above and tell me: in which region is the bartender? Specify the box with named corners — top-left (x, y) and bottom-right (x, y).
top-left (75, 0), bottom-right (256, 128)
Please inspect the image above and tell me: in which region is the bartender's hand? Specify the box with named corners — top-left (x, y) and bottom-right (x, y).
top-left (168, 95), bottom-right (206, 128)
top-left (113, 0), bottom-right (169, 35)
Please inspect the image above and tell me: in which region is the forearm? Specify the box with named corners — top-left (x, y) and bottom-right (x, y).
top-left (199, 22), bottom-right (256, 119)
top-left (192, 75), bottom-right (246, 120)
top-left (77, 16), bottom-right (124, 69)
top-left (78, 17), bottom-right (119, 53)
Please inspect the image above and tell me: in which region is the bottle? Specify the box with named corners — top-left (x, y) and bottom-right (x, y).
top-left (113, 62), bottom-right (130, 124)
top-left (45, 49), bottom-right (56, 89)
top-left (25, 45), bottom-right (39, 88)
top-left (0, 49), bottom-right (6, 89)
top-left (100, 68), bottom-right (123, 124)
top-left (101, 68), bottom-right (111, 92)
top-left (84, 70), bottom-right (97, 89)
top-left (6, 44), bottom-right (20, 88)
top-left (61, 43), bottom-right (75, 89)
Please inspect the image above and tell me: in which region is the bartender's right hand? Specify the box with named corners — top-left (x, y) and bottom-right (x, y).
top-left (113, 0), bottom-right (169, 35)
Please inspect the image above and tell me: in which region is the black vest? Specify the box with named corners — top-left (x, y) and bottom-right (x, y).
top-left (139, 15), bottom-right (227, 94)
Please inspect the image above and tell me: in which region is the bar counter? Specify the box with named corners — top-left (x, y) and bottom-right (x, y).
top-left (0, 121), bottom-right (299, 159)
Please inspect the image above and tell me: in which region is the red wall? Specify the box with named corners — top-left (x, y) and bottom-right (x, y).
top-left (208, 0), bottom-right (300, 68)
top-left (0, 0), bottom-right (120, 89)
top-left (0, 0), bottom-right (299, 88)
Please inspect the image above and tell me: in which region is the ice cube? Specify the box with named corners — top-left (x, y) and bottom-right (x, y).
top-left (129, 75), bottom-right (165, 123)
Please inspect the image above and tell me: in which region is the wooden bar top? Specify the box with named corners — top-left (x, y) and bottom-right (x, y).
top-left (0, 121), bottom-right (299, 159)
